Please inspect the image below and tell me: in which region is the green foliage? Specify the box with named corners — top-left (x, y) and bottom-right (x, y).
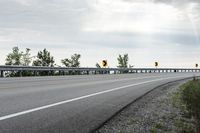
top-left (5, 47), bottom-right (32, 66)
top-left (32, 49), bottom-right (55, 76)
top-left (5, 47), bottom-right (23, 65)
top-left (150, 127), bottom-right (157, 133)
top-left (174, 118), bottom-right (196, 133)
top-left (155, 123), bottom-right (163, 129)
top-left (5, 47), bottom-right (33, 77)
top-left (181, 79), bottom-right (200, 132)
top-left (61, 54), bottom-right (81, 75)
top-left (22, 48), bottom-right (32, 66)
top-left (117, 54), bottom-right (129, 68)
top-left (61, 54), bottom-right (81, 67)
top-left (33, 48), bottom-right (55, 67)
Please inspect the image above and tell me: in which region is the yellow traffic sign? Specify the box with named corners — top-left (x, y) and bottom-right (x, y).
top-left (102, 60), bottom-right (108, 67)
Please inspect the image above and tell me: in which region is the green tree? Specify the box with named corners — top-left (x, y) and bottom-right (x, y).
top-left (22, 48), bottom-right (32, 66)
top-left (5, 47), bottom-right (23, 65)
top-left (117, 54), bottom-right (129, 68)
top-left (33, 49), bottom-right (55, 67)
top-left (21, 48), bottom-right (33, 76)
top-left (61, 54), bottom-right (81, 75)
top-left (61, 54), bottom-right (81, 67)
top-left (33, 49), bottom-right (55, 76)
top-left (5, 47), bottom-right (32, 77)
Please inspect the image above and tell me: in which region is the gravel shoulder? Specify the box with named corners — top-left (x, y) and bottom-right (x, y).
top-left (95, 79), bottom-right (197, 133)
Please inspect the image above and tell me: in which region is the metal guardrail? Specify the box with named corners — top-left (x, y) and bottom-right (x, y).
top-left (0, 65), bottom-right (200, 77)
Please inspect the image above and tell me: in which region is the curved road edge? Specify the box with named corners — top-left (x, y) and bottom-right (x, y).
top-left (93, 76), bottom-right (197, 133)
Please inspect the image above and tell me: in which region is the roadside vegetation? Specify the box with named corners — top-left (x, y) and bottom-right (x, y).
top-left (3, 46), bottom-right (132, 77)
top-left (96, 79), bottom-right (200, 133)
top-left (180, 78), bottom-right (200, 132)
top-left (4, 47), bottom-right (82, 77)
top-left (148, 78), bottom-right (200, 132)
top-left (149, 78), bottom-right (200, 132)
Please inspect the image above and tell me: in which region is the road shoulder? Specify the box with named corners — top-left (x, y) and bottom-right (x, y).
top-left (95, 79), bottom-right (197, 133)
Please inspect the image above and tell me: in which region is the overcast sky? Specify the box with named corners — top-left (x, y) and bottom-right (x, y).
top-left (0, 0), bottom-right (200, 68)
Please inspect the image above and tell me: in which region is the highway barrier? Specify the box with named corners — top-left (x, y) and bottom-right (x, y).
top-left (0, 65), bottom-right (200, 77)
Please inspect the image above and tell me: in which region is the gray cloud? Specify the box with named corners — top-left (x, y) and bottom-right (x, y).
top-left (0, 0), bottom-right (200, 67)
top-left (0, 0), bottom-right (88, 31)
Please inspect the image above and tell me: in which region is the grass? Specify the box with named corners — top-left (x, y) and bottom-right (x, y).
top-left (180, 77), bottom-right (200, 132)
top-left (174, 118), bottom-right (196, 133)
top-left (150, 127), bottom-right (157, 133)
top-left (146, 78), bottom-right (200, 133)
top-left (133, 78), bottom-right (200, 133)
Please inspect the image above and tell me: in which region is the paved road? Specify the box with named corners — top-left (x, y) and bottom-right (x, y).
top-left (0, 73), bottom-right (199, 133)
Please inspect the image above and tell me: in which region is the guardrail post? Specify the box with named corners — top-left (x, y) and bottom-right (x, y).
top-left (1, 70), bottom-right (3, 77)
top-left (114, 70), bottom-right (116, 74)
top-left (34, 71), bottom-right (37, 76)
top-left (59, 71), bottom-right (61, 75)
top-left (19, 71), bottom-right (22, 77)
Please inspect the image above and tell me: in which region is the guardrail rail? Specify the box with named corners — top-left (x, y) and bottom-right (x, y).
top-left (0, 65), bottom-right (199, 77)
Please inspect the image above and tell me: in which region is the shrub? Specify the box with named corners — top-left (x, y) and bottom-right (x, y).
top-left (181, 78), bottom-right (200, 132)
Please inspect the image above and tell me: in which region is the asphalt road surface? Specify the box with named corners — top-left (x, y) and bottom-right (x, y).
top-left (0, 73), bottom-right (199, 133)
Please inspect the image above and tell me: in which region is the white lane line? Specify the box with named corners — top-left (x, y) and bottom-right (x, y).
top-left (0, 75), bottom-right (190, 121)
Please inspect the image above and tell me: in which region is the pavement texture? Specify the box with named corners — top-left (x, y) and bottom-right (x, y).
top-left (0, 73), bottom-right (199, 133)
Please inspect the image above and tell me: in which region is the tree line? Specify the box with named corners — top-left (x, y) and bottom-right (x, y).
top-left (4, 47), bottom-right (131, 76)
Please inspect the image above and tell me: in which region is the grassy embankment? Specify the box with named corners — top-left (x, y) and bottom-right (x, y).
top-left (178, 77), bottom-right (200, 132)
top-left (173, 78), bottom-right (200, 133)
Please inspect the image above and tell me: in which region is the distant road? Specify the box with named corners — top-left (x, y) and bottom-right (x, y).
top-left (0, 73), bottom-right (198, 133)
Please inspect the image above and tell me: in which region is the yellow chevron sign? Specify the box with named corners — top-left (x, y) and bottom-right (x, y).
top-left (102, 60), bottom-right (108, 67)
top-left (155, 62), bottom-right (158, 67)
